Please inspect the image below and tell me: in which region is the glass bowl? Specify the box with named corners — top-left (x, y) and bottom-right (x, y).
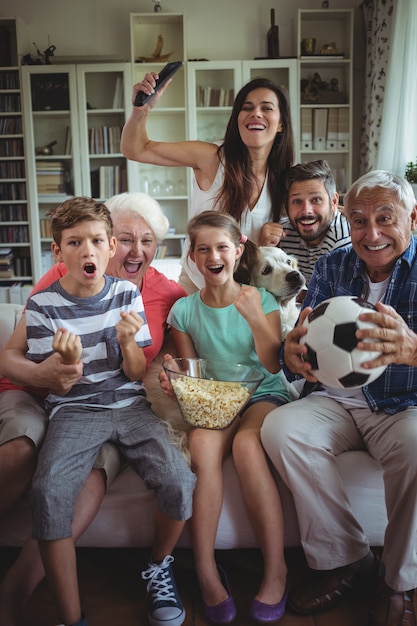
top-left (163, 358), bottom-right (264, 429)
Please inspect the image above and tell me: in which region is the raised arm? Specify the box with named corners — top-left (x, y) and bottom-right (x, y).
top-left (120, 72), bottom-right (220, 188)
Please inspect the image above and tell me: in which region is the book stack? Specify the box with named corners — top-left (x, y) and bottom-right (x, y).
top-left (88, 126), bottom-right (122, 155)
top-left (196, 86), bottom-right (235, 107)
top-left (90, 164), bottom-right (126, 199)
top-left (0, 247), bottom-right (14, 278)
top-left (36, 161), bottom-right (70, 195)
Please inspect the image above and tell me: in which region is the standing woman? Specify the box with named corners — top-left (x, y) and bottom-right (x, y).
top-left (121, 75), bottom-right (295, 292)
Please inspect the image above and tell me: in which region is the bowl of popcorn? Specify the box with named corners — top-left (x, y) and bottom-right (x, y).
top-left (163, 358), bottom-right (264, 429)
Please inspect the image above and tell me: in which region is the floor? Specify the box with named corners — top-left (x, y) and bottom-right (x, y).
top-left (0, 546), bottom-right (387, 626)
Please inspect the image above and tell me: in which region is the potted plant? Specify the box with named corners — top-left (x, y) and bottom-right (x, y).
top-left (405, 158), bottom-right (417, 183)
top-left (405, 158), bottom-right (417, 201)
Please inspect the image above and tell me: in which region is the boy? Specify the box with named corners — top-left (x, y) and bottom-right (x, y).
top-left (17, 197), bottom-right (195, 626)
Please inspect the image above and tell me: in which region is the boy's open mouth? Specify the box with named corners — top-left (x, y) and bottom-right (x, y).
top-left (84, 263), bottom-right (96, 274)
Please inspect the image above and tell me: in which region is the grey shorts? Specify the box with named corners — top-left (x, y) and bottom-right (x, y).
top-left (31, 395), bottom-right (196, 540)
top-left (0, 390), bottom-right (122, 486)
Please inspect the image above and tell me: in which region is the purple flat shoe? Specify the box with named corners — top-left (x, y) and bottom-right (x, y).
top-left (202, 566), bottom-right (237, 625)
top-left (250, 585), bottom-right (288, 624)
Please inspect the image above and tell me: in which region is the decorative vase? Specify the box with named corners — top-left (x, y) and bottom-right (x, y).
top-left (267, 9), bottom-right (280, 59)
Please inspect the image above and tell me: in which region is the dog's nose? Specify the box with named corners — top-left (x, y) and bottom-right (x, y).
top-left (286, 271), bottom-right (304, 288)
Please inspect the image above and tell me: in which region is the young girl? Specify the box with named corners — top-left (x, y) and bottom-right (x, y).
top-left (164, 211), bottom-right (294, 624)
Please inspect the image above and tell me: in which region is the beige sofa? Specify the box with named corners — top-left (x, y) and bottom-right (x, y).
top-left (0, 302), bottom-right (387, 549)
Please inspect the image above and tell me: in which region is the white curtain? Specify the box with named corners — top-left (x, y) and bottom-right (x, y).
top-left (376, 0), bottom-right (417, 175)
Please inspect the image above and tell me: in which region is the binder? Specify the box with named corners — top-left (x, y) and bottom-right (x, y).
top-left (326, 108), bottom-right (338, 150)
top-left (337, 108), bottom-right (349, 150)
top-left (313, 108), bottom-right (328, 151)
top-left (301, 108), bottom-right (313, 150)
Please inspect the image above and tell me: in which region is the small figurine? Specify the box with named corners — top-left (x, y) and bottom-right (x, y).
top-left (35, 140), bottom-right (57, 156)
top-left (135, 34), bottom-right (174, 63)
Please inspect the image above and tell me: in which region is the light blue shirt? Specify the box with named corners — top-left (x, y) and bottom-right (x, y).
top-left (167, 287), bottom-right (293, 402)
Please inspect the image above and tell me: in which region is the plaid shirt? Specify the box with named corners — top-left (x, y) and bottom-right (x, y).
top-left (295, 237), bottom-right (417, 414)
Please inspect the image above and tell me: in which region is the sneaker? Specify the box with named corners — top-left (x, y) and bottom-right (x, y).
top-left (141, 554), bottom-right (185, 626)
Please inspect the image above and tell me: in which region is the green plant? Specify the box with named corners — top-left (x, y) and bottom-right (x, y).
top-left (405, 158), bottom-right (417, 183)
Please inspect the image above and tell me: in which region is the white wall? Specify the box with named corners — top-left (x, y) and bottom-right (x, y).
top-left (2, 0), bottom-right (362, 62)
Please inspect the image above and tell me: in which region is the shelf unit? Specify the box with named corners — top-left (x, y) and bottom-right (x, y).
top-left (76, 63), bottom-right (131, 198)
top-left (0, 17), bottom-right (32, 297)
top-left (129, 13), bottom-right (189, 259)
top-left (21, 64), bottom-right (83, 282)
top-left (298, 9), bottom-right (353, 194)
top-left (22, 62), bottom-right (131, 282)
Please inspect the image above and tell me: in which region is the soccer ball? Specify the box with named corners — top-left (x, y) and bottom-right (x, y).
top-left (300, 295), bottom-right (387, 389)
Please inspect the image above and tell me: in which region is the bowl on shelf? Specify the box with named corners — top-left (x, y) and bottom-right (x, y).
top-left (163, 357), bottom-right (264, 430)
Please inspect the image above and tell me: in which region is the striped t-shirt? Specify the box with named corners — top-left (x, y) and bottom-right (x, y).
top-left (25, 275), bottom-right (152, 418)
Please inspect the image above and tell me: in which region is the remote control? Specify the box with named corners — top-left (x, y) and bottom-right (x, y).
top-left (134, 61), bottom-right (184, 107)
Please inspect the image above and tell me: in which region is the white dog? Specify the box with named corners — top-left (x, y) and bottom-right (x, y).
top-left (251, 247), bottom-right (306, 338)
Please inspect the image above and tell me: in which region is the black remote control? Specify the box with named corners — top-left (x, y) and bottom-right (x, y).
top-left (134, 61), bottom-right (184, 107)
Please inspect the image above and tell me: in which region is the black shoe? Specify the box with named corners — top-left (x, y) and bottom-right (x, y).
top-left (289, 552), bottom-right (378, 615)
top-left (369, 581), bottom-right (415, 626)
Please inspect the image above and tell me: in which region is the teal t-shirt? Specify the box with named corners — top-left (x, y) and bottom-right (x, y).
top-left (167, 287), bottom-right (293, 402)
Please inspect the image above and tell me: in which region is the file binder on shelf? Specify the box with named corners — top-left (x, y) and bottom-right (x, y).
top-left (337, 108), bottom-right (349, 150)
top-left (313, 108), bottom-right (328, 151)
top-left (300, 108), bottom-right (313, 150)
top-left (326, 108), bottom-right (338, 150)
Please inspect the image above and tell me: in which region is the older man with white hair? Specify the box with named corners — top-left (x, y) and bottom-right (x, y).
top-left (262, 170), bottom-right (417, 626)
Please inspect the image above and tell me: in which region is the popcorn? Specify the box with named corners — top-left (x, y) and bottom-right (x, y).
top-left (171, 376), bottom-right (250, 429)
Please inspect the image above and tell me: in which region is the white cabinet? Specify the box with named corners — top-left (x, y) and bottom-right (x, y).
top-left (129, 13), bottom-right (189, 259)
top-left (187, 61), bottom-right (241, 143)
top-left (76, 64), bottom-right (132, 198)
top-left (21, 63), bottom-right (131, 282)
top-left (298, 9), bottom-right (353, 193)
top-left (187, 59), bottom-right (299, 159)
